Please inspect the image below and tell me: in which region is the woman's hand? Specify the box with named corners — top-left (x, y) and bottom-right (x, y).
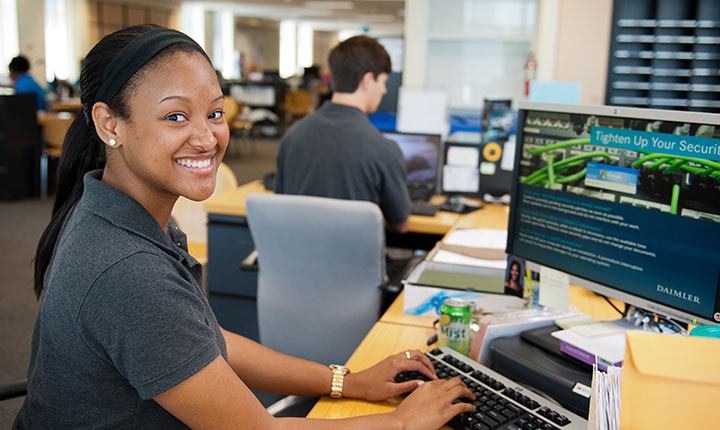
top-left (391, 377), bottom-right (476, 430)
top-left (343, 349), bottom-right (437, 401)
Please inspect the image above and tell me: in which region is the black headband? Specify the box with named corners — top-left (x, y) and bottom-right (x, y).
top-left (94, 28), bottom-right (205, 104)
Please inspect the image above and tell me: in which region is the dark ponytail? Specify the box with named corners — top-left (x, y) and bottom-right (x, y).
top-left (33, 24), bottom-right (206, 298)
top-left (33, 113), bottom-right (105, 297)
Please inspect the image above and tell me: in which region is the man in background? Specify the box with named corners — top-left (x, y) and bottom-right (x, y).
top-left (9, 55), bottom-right (46, 111)
top-left (275, 36), bottom-right (410, 233)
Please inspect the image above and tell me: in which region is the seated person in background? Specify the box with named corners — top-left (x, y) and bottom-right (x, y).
top-left (275, 36), bottom-right (411, 233)
top-left (8, 55), bottom-right (46, 110)
top-left (15, 24), bottom-right (474, 429)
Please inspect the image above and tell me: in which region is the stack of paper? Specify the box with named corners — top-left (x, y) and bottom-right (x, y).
top-left (428, 228), bottom-right (507, 269)
top-left (470, 307), bottom-right (580, 365)
top-left (551, 322), bottom-right (627, 371)
top-left (588, 363), bottom-right (622, 430)
top-left (404, 260), bottom-right (506, 293)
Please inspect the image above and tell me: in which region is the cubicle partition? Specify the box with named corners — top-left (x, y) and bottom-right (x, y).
top-left (206, 213), bottom-right (260, 341)
top-left (0, 94), bottom-right (40, 200)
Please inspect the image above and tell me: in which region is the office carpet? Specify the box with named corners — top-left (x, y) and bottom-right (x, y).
top-left (0, 138), bottom-right (279, 427)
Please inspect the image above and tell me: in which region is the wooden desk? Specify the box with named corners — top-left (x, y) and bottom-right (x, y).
top-left (37, 110), bottom-right (74, 126)
top-left (203, 180), bottom-right (462, 235)
top-left (306, 322), bottom-right (438, 420)
top-left (50, 97), bottom-right (82, 112)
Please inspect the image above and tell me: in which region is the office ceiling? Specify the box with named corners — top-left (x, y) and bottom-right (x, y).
top-left (172, 1), bottom-right (405, 32)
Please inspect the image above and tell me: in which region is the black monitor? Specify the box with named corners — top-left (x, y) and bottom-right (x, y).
top-left (376, 72), bottom-right (402, 115)
top-left (382, 131), bottom-right (442, 200)
top-left (506, 101), bottom-right (720, 326)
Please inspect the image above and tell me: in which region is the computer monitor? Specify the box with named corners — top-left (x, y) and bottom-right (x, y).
top-left (382, 131), bottom-right (442, 200)
top-left (506, 101), bottom-right (720, 326)
top-left (376, 72), bottom-right (402, 115)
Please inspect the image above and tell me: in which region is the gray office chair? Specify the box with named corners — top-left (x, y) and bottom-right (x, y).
top-left (246, 193), bottom-right (385, 366)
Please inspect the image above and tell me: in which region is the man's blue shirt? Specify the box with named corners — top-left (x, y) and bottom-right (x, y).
top-left (15, 74), bottom-right (46, 110)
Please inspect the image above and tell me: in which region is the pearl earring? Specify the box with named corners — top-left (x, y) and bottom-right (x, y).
top-left (108, 138), bottom-right (118, 147)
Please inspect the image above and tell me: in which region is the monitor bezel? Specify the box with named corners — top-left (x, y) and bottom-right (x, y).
top-left (508, 101), bottom-right (720, 326)
top-left (381, 130), bottom-right (444, 194)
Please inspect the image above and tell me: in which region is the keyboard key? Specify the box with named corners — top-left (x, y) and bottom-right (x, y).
top-left (473, 412), bottom-right (499, 429)
top-left (486, 409), bottom-right (507, 424)
top-left (490, 380), bottom-right (505, 391)
top-left (501, 408), bottom-right (518, 419)
top-left (553, 415), bottom-right (570, 426)
top-left (505, 404), bottom-right (521, 417)
top-left (526, 399), bottom-right (540, 410)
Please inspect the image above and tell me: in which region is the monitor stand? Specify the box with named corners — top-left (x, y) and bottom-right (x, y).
top-left (623, 305), bottom-right (688, 335)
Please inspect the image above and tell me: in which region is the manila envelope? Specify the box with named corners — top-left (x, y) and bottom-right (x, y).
top-left (620, 330), bottom-right (720, 429)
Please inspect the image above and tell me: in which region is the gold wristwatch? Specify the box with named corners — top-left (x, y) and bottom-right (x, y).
top-left (328, 364), bottom-right (350, 398)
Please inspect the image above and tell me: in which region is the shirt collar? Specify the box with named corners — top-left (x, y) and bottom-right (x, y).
top-left (80, 170), bottom-right (198, 268)
top-left (320, 100), bottom-right (366, 116)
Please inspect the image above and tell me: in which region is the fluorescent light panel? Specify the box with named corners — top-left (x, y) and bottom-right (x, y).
top-left (304, 1), bottom-right (353, 10)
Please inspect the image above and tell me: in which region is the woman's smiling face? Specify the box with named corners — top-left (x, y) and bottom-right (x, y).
top-left (106, 50), bottom-right (229, 208)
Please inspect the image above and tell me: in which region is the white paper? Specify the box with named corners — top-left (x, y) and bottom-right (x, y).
top-left (443, 228), bottom-right (507, 249)
top-left (500, 136), bottom-right (516, 171)
top-left (446, 146), bottom-right (480, 166)
top-left (480, 162), bottom-right (497, 175)
top-left (432, 249), bottom-right (507, 269)
top-left (538, 266), bottom-right (570, 311)
top-left (396, 88), bottom-right (448, 135)
top-left (572, 322), bottom-right (625, 338)
top-left (589, 362), bottom-right (623, 430)
top-left (442, 165), bottom-right (479, 192)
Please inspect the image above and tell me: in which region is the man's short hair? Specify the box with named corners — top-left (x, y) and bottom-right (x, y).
top-left (9, 56), bottom-right (30, 73)
top-left (328, 36), bottom-right (391, 93)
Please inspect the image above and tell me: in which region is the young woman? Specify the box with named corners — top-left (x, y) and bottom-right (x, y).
top-left (15, 25), bottom-right (474, 429)
top-left (504, 260), bottom-right (523, 297)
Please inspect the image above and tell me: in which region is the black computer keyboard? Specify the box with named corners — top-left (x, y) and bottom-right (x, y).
top-left (411, 200), bottom-right (440, 216)
top-left (395, 347), bottom-right (587, 430)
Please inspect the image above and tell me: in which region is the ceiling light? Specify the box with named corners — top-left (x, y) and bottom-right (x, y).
top-left (303, 1), bottom-right (354, 10)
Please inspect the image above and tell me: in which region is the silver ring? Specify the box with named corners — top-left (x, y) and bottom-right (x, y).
top-left (405, 350), bottom-right (411, 360)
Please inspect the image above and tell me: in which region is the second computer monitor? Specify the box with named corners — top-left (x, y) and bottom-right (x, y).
top-left (382, 131), bottom-right (442, 200)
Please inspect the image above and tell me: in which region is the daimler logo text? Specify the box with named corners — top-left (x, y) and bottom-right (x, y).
top-left (657, 285), bottom-right (700, 304)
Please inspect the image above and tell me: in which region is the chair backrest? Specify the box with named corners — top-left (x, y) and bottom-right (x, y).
top-left (42, 113), bottom-right (74, 150)
top-left (246, 193), bottom-right (386, 365)
top-left (171, 162), bottom-right (238, 244)
top-left (284, 88), bottom-right (314, 118)
top-left (223, 96), bottom-right (240, 126)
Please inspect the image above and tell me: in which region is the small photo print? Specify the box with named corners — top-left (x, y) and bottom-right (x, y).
top-left (504, 256), bottom-right (525, 298)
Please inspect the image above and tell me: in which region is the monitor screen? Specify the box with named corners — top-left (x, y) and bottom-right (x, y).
top-left (506, 102), bottom-right (720, 325)
top-left (382, 131), bottom-right (442, 188)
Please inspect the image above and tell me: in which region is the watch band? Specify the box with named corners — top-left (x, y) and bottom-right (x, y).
top-left (328, 364), bottom-right (350, 399)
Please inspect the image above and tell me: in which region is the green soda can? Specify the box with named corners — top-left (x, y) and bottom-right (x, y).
top-left (438, 298), bottom-right (472, 356)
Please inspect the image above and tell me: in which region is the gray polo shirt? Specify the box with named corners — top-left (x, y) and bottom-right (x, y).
top-left (276, 101), bottom-right (411, 225)
top-left (15, 170), bottom-right (226, 429)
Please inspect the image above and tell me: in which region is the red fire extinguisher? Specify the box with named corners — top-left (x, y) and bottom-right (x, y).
top-left (524, 53), bottom-right (537, 98)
